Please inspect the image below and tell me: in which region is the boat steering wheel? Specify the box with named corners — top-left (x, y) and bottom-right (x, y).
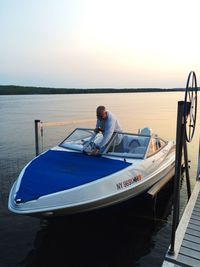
top-left (184, 71), bottom-right (198, 143)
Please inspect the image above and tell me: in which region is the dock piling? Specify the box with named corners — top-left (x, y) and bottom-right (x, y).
top-left (34, 119), bottom-right (40, 156)
top-left (168, 101), bottom-right (185, 255)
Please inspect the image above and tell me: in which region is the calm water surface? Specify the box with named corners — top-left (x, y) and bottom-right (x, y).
top-left (0, 93), bottom-right (199, 267)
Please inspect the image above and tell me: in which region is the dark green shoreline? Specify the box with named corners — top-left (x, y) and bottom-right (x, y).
top-left (0, 85), bottom-right (187, 95)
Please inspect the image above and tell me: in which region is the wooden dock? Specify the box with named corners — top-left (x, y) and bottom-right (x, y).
top-left (162, 180), bottom-right (200, 267)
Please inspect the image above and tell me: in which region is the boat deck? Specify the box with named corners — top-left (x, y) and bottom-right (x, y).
top-left (162, 180), bottom-right (200, 267)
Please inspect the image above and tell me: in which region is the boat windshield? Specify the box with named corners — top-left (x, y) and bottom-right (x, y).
top-left (60, 128), bottom-right (151, 159)
top-left (60, 128), bottom-right (96, 150)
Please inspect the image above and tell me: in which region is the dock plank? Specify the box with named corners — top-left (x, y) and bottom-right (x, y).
top-left (188, 223), bottom-right (200, 231)
top-left (162, 181), bottom-right (200, 267)
top-left (191, 214), bottom-right (200, 222)
top-left (196, 201), bottom-right (200, 206)
top-left (184, 233), bottom-right (200, 244)
top-left (193, 209), bottom-right (200, 215)
top-left (179, 246), bottom-right (200, 260)
top-left (186, 228), bottom-right (200, 238)
top-left (193, 210), bottom-right (200, 216)
top-left (193, 205), bottom-right (200, 211)
top-left (182, 240), bottom-right (200, 252)
top-left (189, 218), bottom-right (200, 226)
top-left (192, 210), bottom-right (200, 216)
top-left (194, 203), bottom-right (200, 209)
top-left (177, 254), bottom-right (200, 267)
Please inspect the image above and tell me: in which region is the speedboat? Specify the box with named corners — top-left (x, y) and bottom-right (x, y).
top-left (8, 127), bottom-right (175, 218)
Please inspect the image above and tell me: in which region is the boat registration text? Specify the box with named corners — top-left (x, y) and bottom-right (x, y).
top-left (116, 175), bottom-right (142, 190)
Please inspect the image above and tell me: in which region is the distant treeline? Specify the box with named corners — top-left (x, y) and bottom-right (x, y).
top-left (0, 85), bottom-right (187, 95)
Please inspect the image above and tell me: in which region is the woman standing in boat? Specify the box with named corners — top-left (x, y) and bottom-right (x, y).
top-left (92, 105), bottom-right (122, 155)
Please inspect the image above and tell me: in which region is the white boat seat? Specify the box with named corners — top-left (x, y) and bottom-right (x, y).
top-left (137, 136), bottom-right (149, 147)
top-left (139, 127), bottom-right (152, 136)
top-left (123, 136), bottom-right (140, 153)
top-left (133, 146), bottom-right (146, 155)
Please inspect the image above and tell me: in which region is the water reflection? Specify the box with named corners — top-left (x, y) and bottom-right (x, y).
top-left (23, 182), bottom-right (174, 267)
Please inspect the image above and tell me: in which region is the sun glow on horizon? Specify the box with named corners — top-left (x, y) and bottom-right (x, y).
top-left (1, 0), bottom-right (200, 88)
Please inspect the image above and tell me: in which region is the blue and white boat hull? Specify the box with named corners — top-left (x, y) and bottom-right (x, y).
top-left (8, 141), bottom-right (175, 218)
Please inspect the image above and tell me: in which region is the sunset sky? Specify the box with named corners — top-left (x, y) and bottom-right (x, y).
top-left (1, 0), bottom-right (199, 88)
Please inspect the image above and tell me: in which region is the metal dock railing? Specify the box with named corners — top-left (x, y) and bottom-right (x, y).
top-left (162, 71), bottom-right (200, 267)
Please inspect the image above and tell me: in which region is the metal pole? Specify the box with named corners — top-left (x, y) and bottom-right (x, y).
top-left (34, 120), bottom-right (40, 156)
top-left (183, 137), bottom-right (191, 199)
top-left (197, 135), bottom-right (200, 180)
top-left (168, 101), bottom-right (185, 255)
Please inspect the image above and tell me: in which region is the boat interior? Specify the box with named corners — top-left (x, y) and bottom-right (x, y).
top-left (60, 128), bottom-right (167, 159)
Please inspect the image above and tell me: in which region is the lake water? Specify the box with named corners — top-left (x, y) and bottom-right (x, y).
top-left (0, 92), bottom-right (199, 267)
